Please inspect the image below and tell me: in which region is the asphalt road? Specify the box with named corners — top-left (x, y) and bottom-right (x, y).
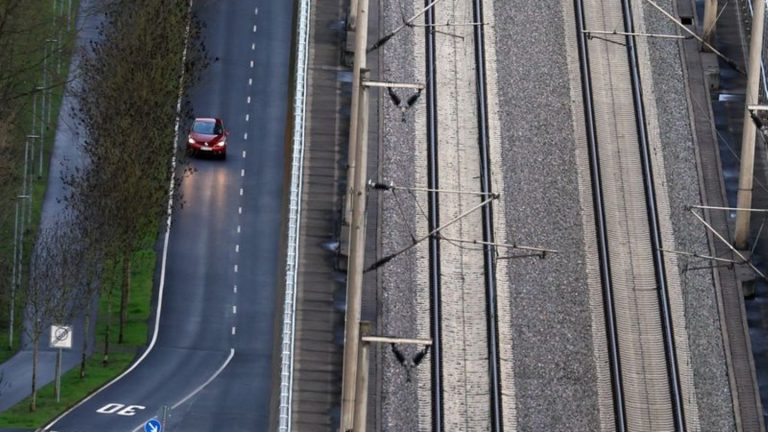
top-left (43, 0), bottom-right (293, 430)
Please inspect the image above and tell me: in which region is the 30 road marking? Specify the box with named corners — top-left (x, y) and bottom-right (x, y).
top-left (96, 403), bottom-right (145, 416)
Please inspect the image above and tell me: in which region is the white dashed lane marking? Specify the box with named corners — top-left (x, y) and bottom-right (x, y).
top-left (245, 114), bottom-right (250, 121)
top-left (234, 264), bottom-right (238, 273)
top-left (240, 188), bottom-right (243, 196)
top-left (235, 244), bottom-right (240, 252)
top-left (252, 24), bottom-right (257, 32)
top-left (232, 327), bottom-right (236, 336)
top-left (244, 132), bottom-right (248, 140)
top-left (254, 7), bottom-right (258, 14)
top-left (242, 150), bottom-right (246, 158)
top-left (250, 60), bottom-right (254, 68)
top-left (251, 43), bottom-right (256, 51)
top-left (237, 225), bottom-right (241, 233)
top-left (247, 96), bottom-right (251, 104)
top-left (241, 169), bottom-right (245, 177)
top-left (238, 207), bottom-right (242, 215)
top-left (233, 305), bottom-right (237, 314)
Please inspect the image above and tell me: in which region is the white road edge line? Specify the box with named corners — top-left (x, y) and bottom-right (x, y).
top-left (171, 348), bottom-right (235, 409)
top-left (43, 1), bottom-right (196, 430)
top-left (129, 348), bottom-right (236, 432)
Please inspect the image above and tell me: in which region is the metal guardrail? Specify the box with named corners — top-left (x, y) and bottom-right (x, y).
top-left (277, 0), bottom-right (312, 429)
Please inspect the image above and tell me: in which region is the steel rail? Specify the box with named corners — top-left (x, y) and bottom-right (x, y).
top-left (573, 0), bottom-right (627, 429)
top-left (424, 0), bottom-right (445, 430)
top-left (469, 0), bottom-right (503, 429)
top-left (619, 1), bottom-right (686, 429)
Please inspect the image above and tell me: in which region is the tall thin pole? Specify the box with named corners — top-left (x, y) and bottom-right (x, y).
top-left (343, 0), bottom-right (368, 226)
top-left (702, 0), bottom-right (718, 45)
top-left (9, 201), bottom-right (19, 349)
top-left (352, 321), bottom-right (372, 432)
top-left (735, 0), bottom-right (766, 248)
top-left (55, 348), bottom-right (62, 402)
top-left (340, 0), bottom-right (370, 427)
top-left (340, 65), bottom-right (371, 431)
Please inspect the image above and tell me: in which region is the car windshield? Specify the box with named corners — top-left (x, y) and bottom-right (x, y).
top-left (192, 120), bottom-right (216, 134)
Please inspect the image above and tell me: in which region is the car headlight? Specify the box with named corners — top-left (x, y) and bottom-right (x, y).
top-left (215, 140), bottom-right (226, 147)
top-left (188, 137), bottom-right (195, 144)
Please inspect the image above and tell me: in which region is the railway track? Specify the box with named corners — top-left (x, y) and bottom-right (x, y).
top-left (573, 0), bottom-right (686, 430)
top-left (423, 0), bottom-right (504, 429)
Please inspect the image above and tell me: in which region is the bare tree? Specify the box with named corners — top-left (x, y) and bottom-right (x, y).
top-left (23, 218), bottom-right (83, 411)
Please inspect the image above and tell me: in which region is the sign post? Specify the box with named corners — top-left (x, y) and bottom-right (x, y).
top-left (49, 325), bottom-right (72, 402)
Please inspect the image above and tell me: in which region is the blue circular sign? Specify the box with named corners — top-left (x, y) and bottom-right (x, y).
top-left (144, 418), bottom-right (162, 432)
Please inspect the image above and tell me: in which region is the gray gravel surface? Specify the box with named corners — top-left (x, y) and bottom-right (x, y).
top-left (377, 1), bottom-right (425, 431)
top-left (638, 1), bottom-right (736, 430)
top-left (491, 0), bottom-right (602, 430)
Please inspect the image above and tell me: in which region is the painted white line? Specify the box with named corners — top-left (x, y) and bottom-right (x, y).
top-left (245, 114), bottom-right (250, 121)
top-left (242, 150), bottom-right (247, 158)
top-left (234, 264), bottom-right (238, 273)
top-left (248, 78), bottom-right (252, 86)
top-left (250, 60), bottom-right (254, 68)
top-left (251, 43), bottom-right (256, 50)
top-left (253, 24), bottom-right (257, 32)
top-left (240, 188), bottom-right (243, 196)
top-left (232, 326), bottom-right (237, 335)
top-left (233, 305), bottom-right (237, 314)
top-left (254, 6), bottom-right (258, 14)
top-left (241, 169), bottom-right (245, 177)
top-left (235, 244), bottom-right (240, 252)
top-left (44, 1), bottom-right (196, 430)
top-left (171, 348), bottom-right (235, 410)
top-left (244, 132), bottom-right (248, 140)
top-left (237, 225), bottom-right (241, 233)
top-left (238, 207), bottom-right (242, 215)
top-left (247, 96), bottom-right (251, 104)
top-left (234, 285), bottom-right (238, 294)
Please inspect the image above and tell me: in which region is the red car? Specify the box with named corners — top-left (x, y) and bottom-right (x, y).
top-left (187, 117), bottom-right (228, 159)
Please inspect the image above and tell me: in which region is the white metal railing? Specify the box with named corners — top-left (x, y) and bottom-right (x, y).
top-left (277, 0), bottom-right (312, 429)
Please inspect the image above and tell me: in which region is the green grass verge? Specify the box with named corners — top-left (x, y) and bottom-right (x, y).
top-left (0, 247), bottom-right (155, 428)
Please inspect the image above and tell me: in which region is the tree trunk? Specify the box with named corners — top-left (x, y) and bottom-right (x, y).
top-left (103, 284), bottom-right (112, 366)
top-left (81, 310), bottom-right (90, 378)
top-left (118, 252), bottom-right (131, 344)
top-left (30, 339), bottom-right (38, 412)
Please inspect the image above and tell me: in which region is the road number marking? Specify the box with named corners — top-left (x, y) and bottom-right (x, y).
top-left (96, 403), bottom-right (145, 416)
